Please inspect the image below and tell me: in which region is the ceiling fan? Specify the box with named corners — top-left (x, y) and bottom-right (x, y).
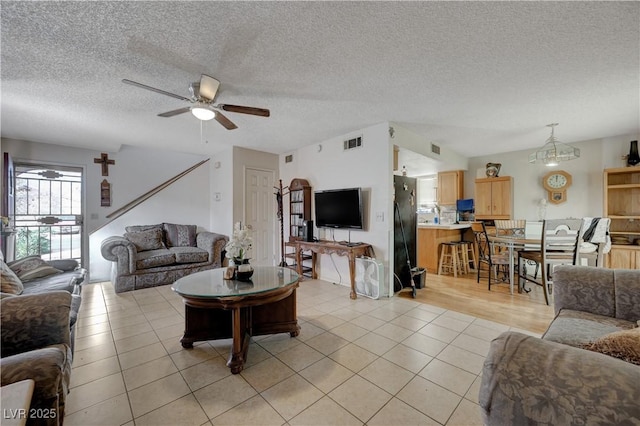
top-left (122, 74), bottom-right (270, 130)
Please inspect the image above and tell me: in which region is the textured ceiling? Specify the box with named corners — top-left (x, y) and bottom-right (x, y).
top-left (1, 1), bottom-right (638, 159)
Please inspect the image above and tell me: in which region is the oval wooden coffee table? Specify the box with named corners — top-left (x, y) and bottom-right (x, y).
top-left (172, 266), bottom-right (300, 374)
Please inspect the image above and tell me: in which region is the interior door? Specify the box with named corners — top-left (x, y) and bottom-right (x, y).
top-left (245, 168), bottom-right (275, 266)
top-left (12, 163), bottom-right (83, 264)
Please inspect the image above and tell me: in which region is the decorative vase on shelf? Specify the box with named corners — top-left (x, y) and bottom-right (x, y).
top-left (627, 140), bottom-right (640, 167)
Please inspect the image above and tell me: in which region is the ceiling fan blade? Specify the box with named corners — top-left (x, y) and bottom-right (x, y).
top-left (122, 79), bottom-right (190, 102)
top-left (199, 74), bottom-right (220, 101)
top-left (158, 107), bottom-right (191, 117)
top-left (219, 104), bottom-right (270, 117)
top-left (214, 111), bottom-right (238, 130)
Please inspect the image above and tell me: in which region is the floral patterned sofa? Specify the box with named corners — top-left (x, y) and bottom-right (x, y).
top-left (101, 223), bottom-right (228, 293)
top-left (480, 266), bottom-right (640, 425)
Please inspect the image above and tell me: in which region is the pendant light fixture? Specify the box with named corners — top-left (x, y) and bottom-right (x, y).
top-left (528, 123), bottom-right (580, 167)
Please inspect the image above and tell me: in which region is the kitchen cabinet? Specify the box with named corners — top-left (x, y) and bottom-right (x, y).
top-left (603, 167), bottom-right (640, 269)
top-left (437, 170), bottom-right (464, 206)
top-left (607, 247), bottom-right (640, 269)
top-left (474, 176), bottom-right (513, 220)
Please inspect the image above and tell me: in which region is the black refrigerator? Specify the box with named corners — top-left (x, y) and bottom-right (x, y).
top-left (393, 175), bottom-right (417, 292)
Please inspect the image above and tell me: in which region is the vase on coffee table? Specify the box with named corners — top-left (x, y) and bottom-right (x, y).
top-left (234, 258), bottom-right (254, 281)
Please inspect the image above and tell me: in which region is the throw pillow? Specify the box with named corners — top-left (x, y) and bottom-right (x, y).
top-left (124, 228), bottom-right (165, 252)
top-left (6, 254), bottom-right (41, 267)
top-left (7, 257), bottom-right (62, 282)
top-left (1, 261), bottom-right (23, 295)
top-left (47, 258), bottom-right (79, 271)
top-left (581, 327), bottom-right (640, 365)
top-left (163, 223), bottom-right (197, 247)
top-left (125, 224), bottom-right (163, 234)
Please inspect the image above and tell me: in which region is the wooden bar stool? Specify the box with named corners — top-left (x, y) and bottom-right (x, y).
top-left (438, 242), bottom-right (463, 277)
top-left (459, 240), bottom-right (477, 273)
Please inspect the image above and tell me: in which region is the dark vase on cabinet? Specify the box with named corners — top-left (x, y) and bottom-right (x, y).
top-left (627, 140), bottom-right (640, 167)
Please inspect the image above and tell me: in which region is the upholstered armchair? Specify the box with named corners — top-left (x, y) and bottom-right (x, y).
top-left (1, 291), bottom-right (73, 425)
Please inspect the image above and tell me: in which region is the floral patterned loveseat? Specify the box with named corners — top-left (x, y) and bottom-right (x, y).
top-left (101, 223), bottom-right (228, 293)
top-left (480, 266), bottom-right (640, 425)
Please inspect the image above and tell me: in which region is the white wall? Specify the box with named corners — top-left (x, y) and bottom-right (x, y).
top-left (4, 132), bottom-right (637, 285)
top-left (210, 147), bottom-right (234, 235)
top-left (89, 164), bottom-right (212, 281)
top-left (1, 139), bottom-right (217, 282)
top-left (465, 134), bottom-right (639, 220)
top-left (390, 122), bottom-right (469, 172)
top-left (279, 122), bottom-right (393, 291)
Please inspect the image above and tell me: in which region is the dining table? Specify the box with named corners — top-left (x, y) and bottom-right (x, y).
top-left (489, 235), bottom-right (541, 294)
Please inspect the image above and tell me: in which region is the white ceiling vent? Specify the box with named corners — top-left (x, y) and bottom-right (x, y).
top-left (344, 136), bottom-right (362, 151)
top-left (431, 143), bottom-right (441, 155)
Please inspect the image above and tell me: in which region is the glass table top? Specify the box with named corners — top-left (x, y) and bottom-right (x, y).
top-left (171, 266), bottom-right (299, 298)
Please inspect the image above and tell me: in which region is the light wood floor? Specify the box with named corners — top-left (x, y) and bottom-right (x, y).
top-left (397, 271), bottom-right (555, 335)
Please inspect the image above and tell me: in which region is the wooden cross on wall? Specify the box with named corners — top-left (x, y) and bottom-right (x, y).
top-left (94, 153), bottom-right (115, 176)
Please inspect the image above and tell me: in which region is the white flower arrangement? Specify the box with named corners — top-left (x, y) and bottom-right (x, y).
top-left (225, 222), bottom-right (252, 261)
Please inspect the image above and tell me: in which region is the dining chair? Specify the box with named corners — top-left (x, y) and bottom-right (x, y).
top-left (470, 222), bottom-right (510, 290)
top-left (493, 219), bottom-right (526, 256)
top-left (517, 221), bottom-right (544, 279)
top-left (517, 219), bottom-right (583, 305)
top-left (577, 217), bottom-right (611, 267)
top-left (494, 220), bottom-right (526, 237)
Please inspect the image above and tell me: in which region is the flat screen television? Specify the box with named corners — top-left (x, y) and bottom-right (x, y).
top-left (314, 187), bottom-right (364, 229)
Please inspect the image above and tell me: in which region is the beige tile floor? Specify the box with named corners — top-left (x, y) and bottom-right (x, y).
top-left (65, 279), bottom-right (540, 426)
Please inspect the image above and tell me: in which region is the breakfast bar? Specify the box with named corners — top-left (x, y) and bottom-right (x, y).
top-left (417, 223), bottom-right (472, 273)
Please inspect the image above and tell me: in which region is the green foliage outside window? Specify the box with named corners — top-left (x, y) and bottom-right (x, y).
top-left (15, 228), bottom-right (51, 258)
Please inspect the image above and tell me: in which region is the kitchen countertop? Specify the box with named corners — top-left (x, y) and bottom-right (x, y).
top-left (418, 223), bottom-right (471, 230)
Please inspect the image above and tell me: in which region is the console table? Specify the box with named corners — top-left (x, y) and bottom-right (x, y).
top-left (294, 240), bottom-right (374, 299)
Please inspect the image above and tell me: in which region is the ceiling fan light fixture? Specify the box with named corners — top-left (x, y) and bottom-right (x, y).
top-left (191, 105), bottom-right (215, 121)
top-left (528, 123), bottom-right (580, 167)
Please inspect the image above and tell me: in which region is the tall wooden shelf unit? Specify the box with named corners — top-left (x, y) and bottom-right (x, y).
top-left (286, 178), bottom-right (312, 277)
top-left (288, 178), bottom-right (312, 241)
top-left (604, 167), bottom-right (640, 269)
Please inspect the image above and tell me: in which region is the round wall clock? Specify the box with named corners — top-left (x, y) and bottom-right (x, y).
top-left (542, 170), bottom-right (572, 204)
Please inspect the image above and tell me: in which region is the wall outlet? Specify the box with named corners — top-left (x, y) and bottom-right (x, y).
top-left (376, 212), bottom-right (384, 222)
top-left (214, 192), bottom-right (221, 201)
